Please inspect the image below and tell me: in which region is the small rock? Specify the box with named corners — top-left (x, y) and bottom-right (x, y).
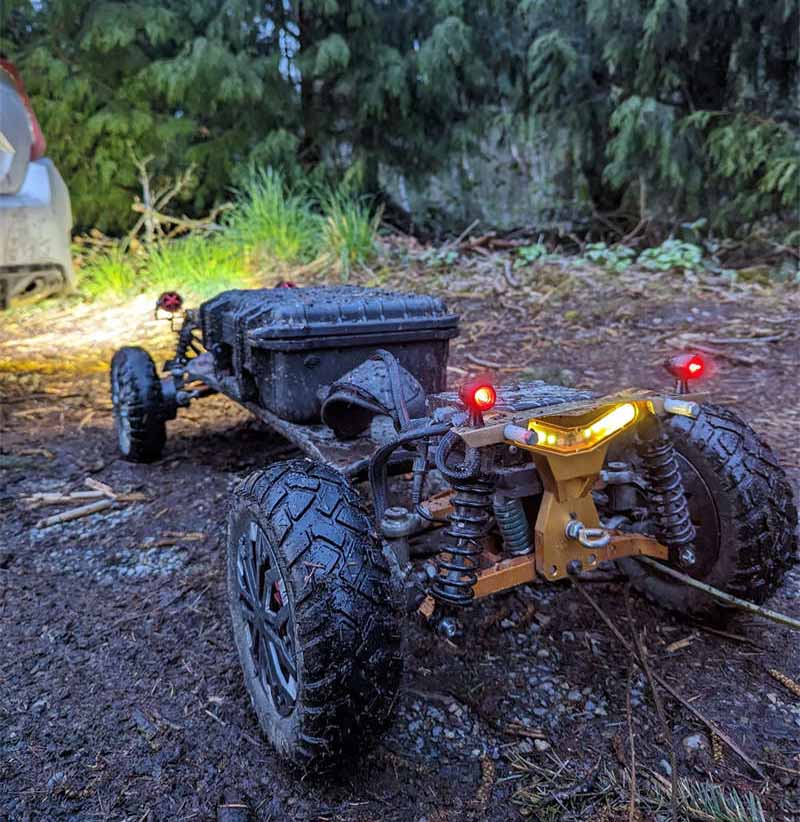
top-left (31, 698), bottom-right (47, 714)
top-left (683, 733), bottom-right (707, 753)
top-left (534, 739), bottom-right (550, 752)
top-left (500, 618), bottom-right (515, 629)
top-left (567, 690), bottom-right (582, 702)
top-left (47, 771), bottom-right (65, 792)
top-left (659, 758), bottom-right (673, 777)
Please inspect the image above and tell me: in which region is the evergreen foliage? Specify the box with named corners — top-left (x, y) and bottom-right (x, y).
top-left (2, 0), bottom-right (797, 232)
top-left (522, 0), bottom-right (799, 224)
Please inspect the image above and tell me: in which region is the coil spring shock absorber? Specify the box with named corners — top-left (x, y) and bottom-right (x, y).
top-left (431, 430), bottom-right (494, 606)
top-left (493, 496), bottom-right (532, 556)
top-left (431, 478), bottom-right (494, 606)
top-left (637, 417), bottom-right (696, 566)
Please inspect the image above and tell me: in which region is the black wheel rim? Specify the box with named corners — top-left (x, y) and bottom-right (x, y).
top-left (236, 520), bottom-right (298, 716)
top-left (675, 452), bottom-right (721, 579)
top-left (111, 370), bottom-right (132, 453)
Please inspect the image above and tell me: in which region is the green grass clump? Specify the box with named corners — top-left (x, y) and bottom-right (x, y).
top-left (145, 235), bottom-right (249, 298)
top-left (78, 248), bottom-right (139, 300)
top-left (226, 169), bottom-right (320, 266)
top-left (76, 168), bottom-right (382, 302)
top-left (320, 188), bottom-right (381, 279)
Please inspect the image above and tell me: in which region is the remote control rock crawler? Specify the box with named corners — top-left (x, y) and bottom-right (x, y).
top-left (111, 286), bottom-right (797, 767)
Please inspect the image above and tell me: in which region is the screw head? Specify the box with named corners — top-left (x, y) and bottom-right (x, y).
top-left (436, 616), bottom-right (460, 639)
top-left (566, 559), bottom-right (583, 576)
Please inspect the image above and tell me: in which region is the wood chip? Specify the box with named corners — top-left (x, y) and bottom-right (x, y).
top-left (15, 447), bottom-right (55, 459)
top-left (665, 636), bottom-right (696, 653)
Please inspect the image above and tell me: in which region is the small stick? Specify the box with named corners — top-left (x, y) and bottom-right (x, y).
top-left (625, 587), bottom-right (678, 821)
top-left (25, 491), bottom-right (106, 505)
top-left (626, 662), bottom-right (638, 822)
top-left (572, 580), bottom-right (765, 779)
top-left (35, 499), bottom-right (113, 528)
top-left (636, 557), bottom-right (800, 631)
top-left (465, 353), bottom-right (504, 369)
top-left (84, 477), bottom-right (117, 498)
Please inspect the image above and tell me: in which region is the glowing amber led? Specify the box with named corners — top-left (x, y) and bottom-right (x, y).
top-left (526, 402), bottom-right (638, 453)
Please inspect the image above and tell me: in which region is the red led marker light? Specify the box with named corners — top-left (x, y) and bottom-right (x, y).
top-left (471, 384), bottom-right (497, 411)
top-left (460, 380), bottom-right (497, 411)
top-left (156, 291), bottom-right (183, 313)
top-left (665, 352), bottom-right (705, 382)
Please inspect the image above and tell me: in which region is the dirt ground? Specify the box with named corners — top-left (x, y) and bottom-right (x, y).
top-left (1, 262), bottom-right (799, 821)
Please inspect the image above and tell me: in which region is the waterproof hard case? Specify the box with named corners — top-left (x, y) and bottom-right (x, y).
top-left (198, 286), bottom-right (459, 423)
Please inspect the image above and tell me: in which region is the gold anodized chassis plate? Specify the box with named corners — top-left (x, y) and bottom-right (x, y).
top-left (449, 391), bottom-right (683, 591)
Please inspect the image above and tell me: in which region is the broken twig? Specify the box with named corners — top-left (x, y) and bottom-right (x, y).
top-left (636, 557), bottom-right (800, 631)
top-left (36, 498), bottom-right (113, 528)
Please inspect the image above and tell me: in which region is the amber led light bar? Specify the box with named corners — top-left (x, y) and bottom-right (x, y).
top-left (504, 401), bottom-right (640, 453)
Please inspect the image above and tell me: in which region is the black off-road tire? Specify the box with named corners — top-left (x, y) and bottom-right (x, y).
top-left (110, 346), bottom-right (166, 463)
top-left (227, 459), bottom-right (403, 769)
top-left (621, 403), bottom-right (798, 619)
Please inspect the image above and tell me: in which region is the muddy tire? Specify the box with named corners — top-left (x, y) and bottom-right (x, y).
top-left (621, 404), bottom-right (798, 620)
top-left (227, 459), bottom-right (403, 768)
top-left (110, 346), bottom-right (166, 463)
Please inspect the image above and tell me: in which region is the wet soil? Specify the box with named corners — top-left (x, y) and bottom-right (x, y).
top-left (1, 269), bottom-right (799, 821)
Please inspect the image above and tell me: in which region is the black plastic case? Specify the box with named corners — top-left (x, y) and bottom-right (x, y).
top-left (199, 286), bottom-right (459, 423)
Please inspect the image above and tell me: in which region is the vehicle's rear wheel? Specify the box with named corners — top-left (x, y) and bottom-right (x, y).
top-left (227, 459), bottom-right (403, 768)
top-left (620, 404), bottom-right (797, 619)
top-left (110, 346), bottom-right (166, 462)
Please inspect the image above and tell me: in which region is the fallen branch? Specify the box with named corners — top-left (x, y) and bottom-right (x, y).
top-left (636, 557), bottom-right (800, 631)
top-left (36, 498), bottom-right (113, 528)
top-left (572, 580), bottom-right (766, 779)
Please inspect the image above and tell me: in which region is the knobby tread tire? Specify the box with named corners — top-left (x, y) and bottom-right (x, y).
top-left (110, 346), bottom-right (166, 463)
top-left (622, 403), bottom-right (798, 619)
top-left (227, 459), bottom-right (403, 769)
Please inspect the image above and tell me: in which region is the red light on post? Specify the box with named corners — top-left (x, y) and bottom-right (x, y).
top-left (472, 385), bottom-right (497, 412)
top-left (156, 291), bottom-right (183, 314)
top-left (460, 378), bottom-right (497, 425)
top-left (665, 352), bottom-right (706, 394)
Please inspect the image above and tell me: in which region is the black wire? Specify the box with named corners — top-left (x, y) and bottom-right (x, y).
top-left (368, 422), bottom-right (450, 522)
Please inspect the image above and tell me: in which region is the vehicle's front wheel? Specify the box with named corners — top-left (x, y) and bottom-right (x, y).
top-left (110, 346), bottom-right (166, 462)
top-left (620, 404), bottom-right (797, 619)
top-left (227, 459), bottom-right (403, 768)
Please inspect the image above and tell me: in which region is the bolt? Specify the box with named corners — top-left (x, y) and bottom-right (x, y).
top-left (679, 547), bottom-right (696, 566)
top-left (436, 616), bottom-right (461, 639)
top-left (566, 559), bottom-right (583, 576)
